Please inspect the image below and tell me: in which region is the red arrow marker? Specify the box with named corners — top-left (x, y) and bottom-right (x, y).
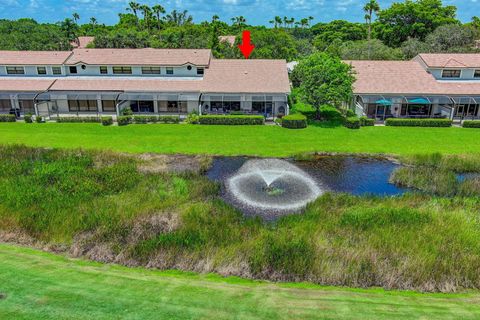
top-left (238, 30), bottom-right (255, 59)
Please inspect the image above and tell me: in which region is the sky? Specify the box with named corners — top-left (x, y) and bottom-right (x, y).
top-left (0, 0), bottom-right (479, 26)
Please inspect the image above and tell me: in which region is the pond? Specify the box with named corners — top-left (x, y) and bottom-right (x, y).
top-left (206, 155), bottom-right (407, 219)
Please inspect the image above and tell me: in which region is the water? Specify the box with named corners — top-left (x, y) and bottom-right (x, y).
top-left (206, 155), bottom-right (407, 219)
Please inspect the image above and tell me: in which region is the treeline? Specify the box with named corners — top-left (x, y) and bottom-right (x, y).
top-left (0, 0), bottom-right (479, 61)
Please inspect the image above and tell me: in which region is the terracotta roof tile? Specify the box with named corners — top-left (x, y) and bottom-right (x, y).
top-left (418, 54), bottom-right (480, 68)
top-left (0, 78), bottom-right (55, 91)
top-left (66, 48), bottom-right (212, 66)
top-left (0, 51), bottom-right (72, 65)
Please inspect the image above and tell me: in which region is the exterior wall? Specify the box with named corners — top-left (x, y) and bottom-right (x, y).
top-left (0, 65), bottom-right (64, 76)
top-left (429, 68), bottom-right (480, 80)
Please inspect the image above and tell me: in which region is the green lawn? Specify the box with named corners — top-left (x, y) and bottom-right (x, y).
top-left (1, 123), bottom-right (480, 156)
top-left (1, 244), bottom-right (480, 320)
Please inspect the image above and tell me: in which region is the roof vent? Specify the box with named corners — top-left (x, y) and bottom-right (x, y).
top-left (244, 71), bottom-right (248, 75)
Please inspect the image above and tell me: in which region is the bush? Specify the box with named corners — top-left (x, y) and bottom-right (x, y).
top-left (346, 109), bottom-right (356, 117)
top-left (35, 115), bottom-right (43, 123)
top-left (101, 116), bottom-right (113, 126)
top-left (121, 107), bottom-right (133, 116)
top-left (291, 102), bottom-right (316, 120)
top-left (230, 111), bottom-right (245, 115)
top-left (385, 118), bottom-right (452, 127)
top-left (281, 114), bottom-right (307, 129)
top-left (320, 105), bottom-right (343, 121)
top-left (199, 115), bottom-right (264, 125)
top-left (158, 115), bottom-right (180, 124)
top-left (117, 116), bottom-right (131, 126)
top-left (463, 120), bottom-right (480, 128)
top-left (0, 114), bottom-right (16, 122)
top-left (344, 116), bottom-right (361, 129)
top-left (360, 116), bottom-right (375, 126)
top-left (133, 116), bottom-right (150, 124)
top-left (24, 114), bottom-right (33, 123)
top-left (186, 112), bottom-right (200, 124)
top-left (55, 117), bottom-right (100, 123)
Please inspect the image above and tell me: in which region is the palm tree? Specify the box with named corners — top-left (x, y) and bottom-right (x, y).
top-left (166, 10), bottom-right (193, 26)
top-left (308, 16), bottom-right (314, 26)
top-left (231, 16), bottom-right (246, 27)
top-left (283, 16), bottom-right (288, 28)
top-left (72, 12), bottom-right (80, 24)
top-left (89, 17), bottom-right (97, 26)
top-left (274, 16), bottom-right (282, 28)
top-left (140, 5), bottom-right (152, 30)
top-left (127, 1), bottom-right (140, 19)
top-left (300, 18), bottom-right (309, 28)
top-left (364, 0), bottom-right (380, 42)
top-left (212, 14), bottom-right (220, 23)
top-left (289, 18), bottom-right (295, 28)
top-left (59, 18), bottom-right (78, 43)
top-left (152, 4), bottom-right (165, 29)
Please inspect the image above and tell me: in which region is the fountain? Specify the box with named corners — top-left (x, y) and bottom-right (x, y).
top-left (226, 159), bottom-right (323, 217)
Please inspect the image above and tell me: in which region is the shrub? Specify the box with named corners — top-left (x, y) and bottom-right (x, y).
top-left (281, 114), bottom-right (307, 129)
top-left (0, 114), bottom-right (16, 122)
top-left (158, 115), bottom-right (180, 124)
top-left (35, 115), bottom-right (43, 123)
top-left (360, 116), bottom-right (375, 126)
top-left (133, 116), bottom-right (150, 124)
top-left (101, 116), bottom-right (113, 126)
top-left (291, 102), bottom-right (316, 119)
top-left (463, 120), bottom-right (480, 128)
top-left (346, 109), bottom-right (356, 117)
top-left (55, 117), bottom-right (100, 123)
top-left (186, 112), bottom-right (200, 124)
top-left (199, 115), bottom-right (264, 125)
top-left (121, 107), bottom-right (133, 116)
top-left (24, 114), bottom-right (33, 123)
top-left (320, 105), bottom-right (343, 121)
top-left (385, 118), bottom-right (452, 127)
top-left (117, 116), bottom-right (131, 126)
top-left (344, 117), bottom-right (360, 129)
top-left (230, 111), bottom-right (245, 115)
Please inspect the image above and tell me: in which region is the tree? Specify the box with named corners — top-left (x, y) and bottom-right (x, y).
top-left (152, 4), bottom-right (166, 30)
top-left (401, 38), bottom-right (430, 59)
top-left (89, 17), bottom-right (97, 26)
top-left (312, 20), bottom-right (366, 51)
top-left (291, 53), bottom-right (354, 118)
top-left (212, 15), bottom-right (220, 23)
top-left (426, 24), bottom-right (476, 52)
top-left (126, 1), bottom-right (140, 20)
top-left (340, 39), bottom-right (404, 60)
top-left (363, 0), bottom-right (380, 42)
top-left (375, 0), bottom-right (458, 47)
top-left (140, 5), bottom-right (152, 30)
top-left (59, 18), bottom-right (79, 43)
top-left (165, 10), bottom-right (193, 26)
top-left (72, 12), bottom-right (80, 24)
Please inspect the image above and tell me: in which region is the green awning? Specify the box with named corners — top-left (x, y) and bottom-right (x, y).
top-left (408, 98), bottom-right (430, 104)
top-left (375, 99), bottom-right (392, 106)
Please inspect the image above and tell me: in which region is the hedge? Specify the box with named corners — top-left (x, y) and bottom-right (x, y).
top-left (281, 114), bottom-right (307, 129)
top-left (133, 115), bottom-right (180, 124)
top-left (344, 117), bottom-right (361, 129)
top-left (54, 116), bottom-right (101, 123)
top-left (199, 115), bottom-right (264, 125)
top-left (463, 120), bottom-right (480, 128)
top-left (360, 116), bottom-right (375, 126)
top-left (117, 116), bottom-right (132, 126)
top-left (24, 114), bottom-right (33, 123)
top-left (0, 114), bottom-right (16, 122)
top-left (385, 118), bottom-right (452, 127)
top-left (101, 116), bottom-right (113, 126)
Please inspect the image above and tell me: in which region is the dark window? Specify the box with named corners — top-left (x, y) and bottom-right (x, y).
top-left (6, 66), bottom-right (24, 74)
top-left (69, 66), bottom-right (77, 74)
top-left (197, 68), bottom-right (204, 75)
top-left (442, 69), bottom-right (461, 78)
top-left (37, 67), bottom-right (47, 75)
top-left (475, 70), bottom-right (480, 78)
top-left (102, 100), bottom-right (116, 112)
top-left (0, 99), bottom-right (11, 112)
top-left (19, 100), bottom-right (34, 113)
top-left (100, 66), bottom-right (108, 74)
top-left (68, 100), bottom-right (98, 112)
top-left (141, 67), bottom-right (161, 74)
top-left (130, 101), bottom-right (154, 113)
top-left (166, 67), bottom-right (174, 75)
top-left (52, 67), bottom-right (62, 75)
top-left (113, 66), bottom-right (132, 74)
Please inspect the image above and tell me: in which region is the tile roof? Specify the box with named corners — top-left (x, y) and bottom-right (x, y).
top-left (417, 54), bottom-right (480, 68)
top-left (219, 36), bottom-right (236, 46)
top-left (202, 59), bottom-right (290, 94)
top-left (0, 51), bottom-right (72, 65)
top-left (66, 48), bottom-right (212, 66)
top-left (71, 36), bottom-right (95, 49)
top-left (349, 60), bottom-right (480, 96)
top-left (0, 78), bottom-right (55, 91)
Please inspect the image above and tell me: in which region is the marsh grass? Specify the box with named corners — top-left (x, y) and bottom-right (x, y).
top-left (2, 146), bottom-right (480, 291)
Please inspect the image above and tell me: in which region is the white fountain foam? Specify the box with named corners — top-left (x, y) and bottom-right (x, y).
top-left (226, 159), bottom-right (323, 213)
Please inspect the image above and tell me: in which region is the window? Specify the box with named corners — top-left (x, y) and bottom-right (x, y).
top-left (166, 67), bottom-right (174, 75)
top-left (142, 66), bottom-right (161, 74)
top-left (113, 66), bottom-right (132, 74)
top-left (100, 66), bottom-right (108, 74)
top-left (52, 66), bottom-right (62, 75)
top-left (6, 66), bottom-right (24, 74)
top-left (442, 69), bottom-right (461, 78)
top-left (0, 99), bottom-right (11, 111)
top-left (69, 66), bottom-right (78, 74)
top-left (130, 101), bottom-right (154, 113)
top-left (37, 67), bottom-right (47, 75)
top-left (68, 100), bottom-right (98, 112)
top-left (19, 100), bottom-right (35, 113)
top-left (102, 100), bottom-right (116, 112)
top-left (475, 70), bottom-right (480, 78)
top-left (197, 68), bottom-right (204, 75)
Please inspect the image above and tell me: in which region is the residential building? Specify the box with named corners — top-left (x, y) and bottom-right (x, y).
top-left (350, 53), bottom-right (480, 121)
top-left (0, 48), bottom-right (290, 118)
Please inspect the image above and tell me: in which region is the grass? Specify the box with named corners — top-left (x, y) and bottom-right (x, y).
top-left (2, 243), bottom-right (480, 319)
top-left (2, 122), bottom-right (480, 156)
top-left (3, 146), bottom-right (480, 292)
